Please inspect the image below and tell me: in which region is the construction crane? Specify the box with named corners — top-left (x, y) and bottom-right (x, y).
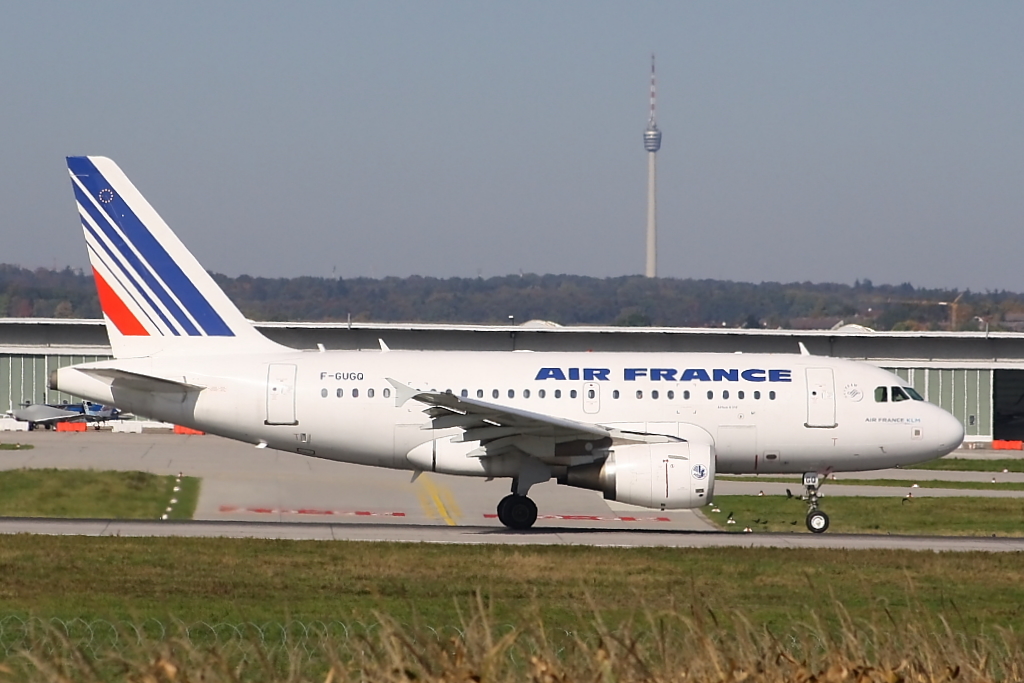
top-left (881, 293), bottom-right (964, 330)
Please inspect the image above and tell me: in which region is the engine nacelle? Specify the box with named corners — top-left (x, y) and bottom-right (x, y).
top-left (558, 441), bottom-right (715, 509)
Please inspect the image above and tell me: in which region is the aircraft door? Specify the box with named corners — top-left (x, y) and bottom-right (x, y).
top-left (805, 367), bottom-right (837, 428)
top-left (266, 363), bottom-right (298, 425)
top-left (583, 382), bottom-right (600, 414)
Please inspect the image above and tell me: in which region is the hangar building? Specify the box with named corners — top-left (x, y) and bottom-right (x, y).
top-left (3, 318), bottom-right (1023, 444)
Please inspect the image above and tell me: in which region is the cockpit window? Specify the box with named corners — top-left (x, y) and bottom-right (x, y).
top-left (875, 386), bottom-right (888, 402)
top-left (891, 386), bottom-right (910, 402)
top-left (905, 387), bottom-right (924, 401)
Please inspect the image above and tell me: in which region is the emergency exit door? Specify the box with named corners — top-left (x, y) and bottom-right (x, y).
top-left (805, 367), bottom-right (837, 428)
top-left (266, 363), bottom-right (298, 425)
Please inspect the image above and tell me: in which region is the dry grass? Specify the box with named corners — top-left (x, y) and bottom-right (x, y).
top-left (3, 597), bottom-right (1023, 682)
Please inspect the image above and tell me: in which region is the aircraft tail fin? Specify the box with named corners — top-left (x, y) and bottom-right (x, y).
top-left (67, 156), bottom-right (283, 358)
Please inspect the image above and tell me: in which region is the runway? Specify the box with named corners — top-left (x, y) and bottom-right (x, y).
top-left (1, 431), bottom-right (1022, 552)
top-left (2, 517), bottom-right (1024, 552)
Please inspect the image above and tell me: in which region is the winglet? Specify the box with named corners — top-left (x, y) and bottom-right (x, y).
top-left (379, 338), bottom-right (390, 353)
top-left (798, 342), bottom-right (811, 356)
top-left (385, 377), bottom-right (419, 407)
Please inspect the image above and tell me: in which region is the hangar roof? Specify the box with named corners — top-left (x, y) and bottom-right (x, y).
top-left (1, 317), bottom-right (1023, 364)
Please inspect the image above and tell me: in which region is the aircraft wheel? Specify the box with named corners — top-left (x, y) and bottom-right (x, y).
top-left (497, 494), bottom-right (537, 530)
top-left (496, 494), bottom-right (514, 525)
top-left (806, 510), bottom-right (830, 534)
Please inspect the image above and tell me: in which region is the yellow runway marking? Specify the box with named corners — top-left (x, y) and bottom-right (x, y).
top-left (415, 474), bottom-right (461, 526)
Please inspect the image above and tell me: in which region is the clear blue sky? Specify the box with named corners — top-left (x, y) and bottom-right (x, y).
top-left (2, 2), bottom-right (1022, 290)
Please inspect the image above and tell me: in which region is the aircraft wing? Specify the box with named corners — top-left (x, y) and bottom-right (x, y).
top-left (388, 378), bottom-right (677, 462)
top-left (7, 404), bottom-right (80, 424)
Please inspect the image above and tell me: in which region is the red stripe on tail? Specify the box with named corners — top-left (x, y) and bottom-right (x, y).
top-left (92, 268), bottom-right (149, 336)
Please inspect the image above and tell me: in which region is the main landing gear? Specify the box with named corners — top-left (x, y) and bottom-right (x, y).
top-left (802, 472), bottom-right (830, 534)
top-left (496, 493), bottom-right (538, 530)
top-left (497, 465), bottom-right (549, 530)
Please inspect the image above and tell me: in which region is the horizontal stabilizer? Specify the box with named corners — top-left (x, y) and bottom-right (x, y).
top-left (78, 368), bottom-right (205, 394)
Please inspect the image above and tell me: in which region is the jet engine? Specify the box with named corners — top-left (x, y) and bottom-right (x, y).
top-left (557, 441), bottom-right (715, 509)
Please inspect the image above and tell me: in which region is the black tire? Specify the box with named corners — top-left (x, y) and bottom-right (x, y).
top-left (501, 495), bottom-right (538, 530)
top-left (806, 510), bottom-right (830, 534)
top-left (496, 494), bottom-right (516, 526)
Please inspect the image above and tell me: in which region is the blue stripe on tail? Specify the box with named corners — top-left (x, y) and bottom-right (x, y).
top-left (68, 157), bottom-right (234, 337)
top-left (75, 184), bottom-right (182, 335)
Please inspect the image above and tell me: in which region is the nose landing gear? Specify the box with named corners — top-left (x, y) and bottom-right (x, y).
top-left (802, 472), bottom-right (830, 533)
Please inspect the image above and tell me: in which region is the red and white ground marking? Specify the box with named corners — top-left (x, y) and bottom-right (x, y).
top-left (219, 505), bottom-right (406, 517)
top-left (483, 514), bottom-right (671, 522)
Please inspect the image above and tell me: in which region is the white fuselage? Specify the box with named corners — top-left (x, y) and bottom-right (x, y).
top-left (57, 349), bottom-right (965, 476)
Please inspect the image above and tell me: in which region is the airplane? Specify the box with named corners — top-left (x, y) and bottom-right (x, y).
top-left (5, 401), bottom-right (123, 429)
top-left (51, 156), bottom-right (965, 533)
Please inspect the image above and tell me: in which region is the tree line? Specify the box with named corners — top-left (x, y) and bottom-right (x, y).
top-left (2, 263), bottom-right (1022, 331)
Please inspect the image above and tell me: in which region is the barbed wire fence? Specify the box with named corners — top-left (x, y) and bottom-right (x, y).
top-left (0, 616), bottom-right (579, 662)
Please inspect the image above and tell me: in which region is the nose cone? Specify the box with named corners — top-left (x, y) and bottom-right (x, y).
top-left (933, 409), bottom-right (965, 456)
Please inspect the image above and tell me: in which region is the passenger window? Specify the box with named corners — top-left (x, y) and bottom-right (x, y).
top-left (707, 391), bottom-right (713, 400)
top-left (555, 389), bottom-right (562, 399)
top-left (383, 388), bottom-right (390, 398)
top-left (906, 387), bottom-right (924, 401)
top-left (445, 389), bottom-right (452, 394)
top-left (508, 389), bottom-right (515, 399)
top-left (636, 390), bottom-right (643, 399)
top-left (352, 388), bottom-right (359, 398)
top-left (754, 391), bottom-right (760, 400)
top-left (321, 389), bottom-right (328, 398)
top-left (723, 390), bottom-right (730, 400)
top-left (570, 390), bottom-right (578, 399)
top-left (738, 390), bottom-right (745, 399)
top-left (538, 389), bottom-right (546, 398)
top-left (524, 389), bottom-right (531, 398)
top-left (652, 390), bottom-right (659, 400)
top-left (367, 388), bottom-right (375, 398)
top-left (769, 391), bottom-right (776, 400)
top-left (492, 389), bottom-right (499, 399)
top-left (587, 389), bottom-right (595, 399)
top-left (612, 390), bottom-right (620, 399)
top-left (477, 389), bottom-right (484, 398)
top-left (684, 390), bottom-right (690, 400)
top-left (667, 390), bottom-right (674, 400)
top-left (875, 386), bottom-right (888, 403)
top-left (891, 386), bottom-right (910, 402)
top-left (336, 388), bottom-right (343, 398)
top-left (461, 389), bottom-right (468, 398)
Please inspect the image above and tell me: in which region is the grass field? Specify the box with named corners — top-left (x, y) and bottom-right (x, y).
top-left (2, 535), bottom-right (1024, 633)
top-left (719, 474), bottom-right (1024, 490)
top-left (908, 456), bottom-right (1024, 472)
top-left (706, 494), bottom-right (1024, 535)
top-left (0, 469), bottom-right (199, 519)
top-left (0, 442), bottom-right (32, 450)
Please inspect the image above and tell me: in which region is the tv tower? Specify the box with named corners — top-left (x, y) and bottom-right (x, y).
top-left (643, 54), bottom-right (662, 278)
